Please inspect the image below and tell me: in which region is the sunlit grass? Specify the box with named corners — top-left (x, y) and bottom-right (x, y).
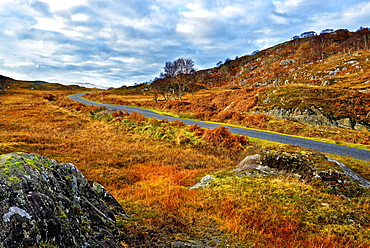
top-left (82, 92), bottom-right (370, 150)
top-left (1, 89), bottom-right (369, 247)
top-left (83, 89), bottom-right (370, 151)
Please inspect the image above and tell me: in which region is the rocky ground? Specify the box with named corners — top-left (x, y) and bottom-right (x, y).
top-left (0, 152), bottom-right (128, 248)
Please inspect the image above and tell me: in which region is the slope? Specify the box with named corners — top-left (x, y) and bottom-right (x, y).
top-left (0, 74), bottom-right (88, 93)
top-left (85, 28), bottom-right (370, 149)
top-left (70, 93), bottom-right (370, 161)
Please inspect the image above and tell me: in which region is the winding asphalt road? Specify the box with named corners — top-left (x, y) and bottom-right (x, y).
top-left (69, 93), bottom-right (370, 162)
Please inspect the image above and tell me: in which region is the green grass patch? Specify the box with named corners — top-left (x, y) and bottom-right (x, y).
top-left (179, 113), bottom-right (196, 119)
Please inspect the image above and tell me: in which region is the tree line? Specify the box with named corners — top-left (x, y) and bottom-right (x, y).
top-left (293, 27), bottom-right (370, 61)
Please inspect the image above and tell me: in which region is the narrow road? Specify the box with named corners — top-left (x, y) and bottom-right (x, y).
top-left (69, 93), bottom-right (370, 162)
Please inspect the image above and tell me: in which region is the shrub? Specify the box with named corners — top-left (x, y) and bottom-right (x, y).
top-left (170, 120), bottom-right (185, 127)
top-left (111, 110), bottom-right (126, 118)
top-left (42, 93), bottom-right (56, 101)
top-left (186, 124), bottom-right (204, 136)
top-left (74, 103), bottom-right (85, 111)
top-left (175, 131), bottom-right (191, 146)
top-left (127, 112), bottom-right (146, 122)
top-left (201, 126), bottom-right (249, 151)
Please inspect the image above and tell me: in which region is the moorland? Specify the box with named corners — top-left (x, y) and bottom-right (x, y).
top-left (1, 28), bottom-right (370, 247)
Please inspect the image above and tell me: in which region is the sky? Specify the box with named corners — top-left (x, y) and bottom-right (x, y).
top-left (0, 0), bottom-right (369, 88)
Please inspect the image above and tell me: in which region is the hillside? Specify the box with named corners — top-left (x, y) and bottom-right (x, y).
top-left (192, 28), bottom-right (370, 90)
top-left (1, 89), bottom-right (370, 247)
top-left (0, 74), bottom-right (88, 93)
top-left (1, 28), bottom-right (370, 247)
top-left (83, 28), bottom-right (370, 148)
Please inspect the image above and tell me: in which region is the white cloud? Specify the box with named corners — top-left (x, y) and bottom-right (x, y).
top-left (47, 0), bottom-right (87, 12)
top-left (3, 60), bottom-right (33, 68)
top-left (273, 0), bottom-right (303, 14)
top-left (71, 13), bottom-right (89, 21)
top-left (32, 17), bottom-right (64, 32)
top-left (0, 0), bottom-right (369, 88)
top-left (310, 2), bottom-right (370, 31)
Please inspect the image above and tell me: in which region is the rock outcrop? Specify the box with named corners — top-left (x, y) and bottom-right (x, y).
top-left (0, 152), bottom-right (127, 248)
top-left (235, 148), bottom-right (370, 189)
top-left (261, 107), bottom-right (367, 130)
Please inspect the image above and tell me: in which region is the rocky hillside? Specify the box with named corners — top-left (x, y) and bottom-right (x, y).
top-left (102, 28), bottom-right (370, 135)
top-left (194, 28), bottom-right (370, 91)
top-left (0, 153), bottom-right (128, 248)
top-left (191, 29), bottom-right (370, 128)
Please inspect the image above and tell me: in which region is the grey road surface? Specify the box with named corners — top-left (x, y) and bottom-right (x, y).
top-left (69, 93), bottom-right (370, 162)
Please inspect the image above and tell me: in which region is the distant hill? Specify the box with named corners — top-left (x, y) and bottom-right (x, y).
top-left (0, 75), bottom-right (88, 93)
top-left (0, 75), bottom-right (14, 81)
top-left (187, 28), bottom-right (370, 129)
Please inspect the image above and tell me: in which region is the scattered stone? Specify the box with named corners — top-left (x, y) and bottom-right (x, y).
top-left (234, 154), bottom-right (261, 172)
top-left (0, 152), bottom-right (127, 248)
top-left (223, 102), bottom-right (234, 111)
top-left (234, 154), bottom-right (279, 177)
top-left (321, 80), bottom-right (332, 86)
top-left (280, 59), bottom-right (295, 65)
top-left (262, 106), bottom-right (366, 130)
top-left (189, 175), bottom-right (215, 190)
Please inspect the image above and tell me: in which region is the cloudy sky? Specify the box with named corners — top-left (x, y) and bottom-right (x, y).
top-left (0, 0), bottom-right (369, 88)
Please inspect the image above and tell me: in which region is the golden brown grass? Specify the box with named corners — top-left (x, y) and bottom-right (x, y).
top-left (1, 89), bottom-right (370, 247)
top-left (84, 85), bottom-right (370, 149)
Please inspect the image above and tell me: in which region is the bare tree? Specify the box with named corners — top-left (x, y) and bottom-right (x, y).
top-left (162, 58), bottom-right (197, 100)
top-left (151, 77), bottom-right (173, 101)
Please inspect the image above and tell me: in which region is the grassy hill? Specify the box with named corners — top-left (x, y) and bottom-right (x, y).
top-left (81, 28), bottom-right (370, 148)
top-left (193, 29), bottom-right (370, 90)
top-left (0, 74), bottom-right (88, 93)
top-left (1, 28), bottom-right (370, 247)
top-left (1, 89), bottom-right (369, 247)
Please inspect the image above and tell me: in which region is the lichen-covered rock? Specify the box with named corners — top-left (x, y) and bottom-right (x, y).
top-left (235, 148), bottom-right (370, 190)
top-left (189, 175), bottom-right (215, 190)
top-left (233, 154), bottom-right (276, 176)
top-left (261, 107), bottom-right (366, 130)
top-left (0, 152), bottom-right (127, 248)
top-left (259, 149), bottom-right (315, 179)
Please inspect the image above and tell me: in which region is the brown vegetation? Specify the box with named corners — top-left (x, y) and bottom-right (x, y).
top-left (82, 30), bottom-right (370, 147)
top-left (1, 89), bottom-right (370, 247)
top-left (85, 85), bottom-right (370, 147)
top-left (2, 28), bottom-right (370, 247)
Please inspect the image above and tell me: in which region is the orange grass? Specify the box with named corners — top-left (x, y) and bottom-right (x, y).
top-left (84, 86), bottom-right (370, 148)
top-left (1, 90), bottom-right (369, 247)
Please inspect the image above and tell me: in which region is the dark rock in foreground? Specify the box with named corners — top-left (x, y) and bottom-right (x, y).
top-left (0, 152), bottom-right (127, 248)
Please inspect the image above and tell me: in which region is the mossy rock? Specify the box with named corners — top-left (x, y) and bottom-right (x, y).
top-left (0, 152), bottom-right (127, 248)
